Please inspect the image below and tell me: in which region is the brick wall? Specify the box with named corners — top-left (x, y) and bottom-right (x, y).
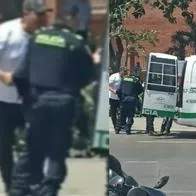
top-left (121, 2), bottom-right (196, 71)
top-left (46, 0), bottom-right (107, 36)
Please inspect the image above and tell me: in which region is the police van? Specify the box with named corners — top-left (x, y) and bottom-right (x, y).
top-left (175, 55), bottom-right (196, 127)
top-left (142, 53), bottom-right (178, 117)
top-left (142, 53), bottom-right (196, 127)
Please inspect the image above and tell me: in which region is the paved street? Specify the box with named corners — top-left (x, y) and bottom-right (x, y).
top-left (110, 117), bottom-right (196, 196)
top-left (0, 158), bottom-right (106, 196)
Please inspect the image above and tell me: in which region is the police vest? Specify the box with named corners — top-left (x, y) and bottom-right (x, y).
top-left (28, 27), bottom-right (93, 92)
top-left (121, 76), bottom-right (140, 97)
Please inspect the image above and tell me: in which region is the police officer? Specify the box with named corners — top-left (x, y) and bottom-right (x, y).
top-left (0, 16), bottom-right (93, 196)
top-left (160, 117), bottom-right (173, 134)
top-left (116, 72), bottom-right (143, 134)
top-left (146, 115), bottom-right (156, 135)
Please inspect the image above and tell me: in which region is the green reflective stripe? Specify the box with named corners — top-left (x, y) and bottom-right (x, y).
top-left (142, 108), bottom-right (196, 119)
top-left (178, 112), bottom-right (196, 118)
top-left (74, 34), bottom-right (83, 40)
top-left (35, 34), bottom-right (66, 48)
top-left (142, 108), bottom-right (175, 117)
top-left (124, 78), bottom-right (136, 83)
top-left (123, 76), bottom-right (139, 83)
top-left (124, 78), bottom-right (133, 82)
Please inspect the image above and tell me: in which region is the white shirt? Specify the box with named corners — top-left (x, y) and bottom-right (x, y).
top-left (0, 18), bottom-right (30, 104)
top-left (63, 0), bottom-right (91, 30)
top-left (109, 72), bottom-right (121, 100)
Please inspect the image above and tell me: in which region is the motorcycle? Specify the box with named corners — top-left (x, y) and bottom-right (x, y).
top-left (109, 169), bottom-right (169, 196)
top-left (108, 155), bottom-right (169, 196)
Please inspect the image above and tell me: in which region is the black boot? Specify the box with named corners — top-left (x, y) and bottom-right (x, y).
top-left (115, 126), bottom-right (120, 134)
top-left (148, 130), bottom-right (156, 136)
top-left (126, 129), bottom-right (131, 135)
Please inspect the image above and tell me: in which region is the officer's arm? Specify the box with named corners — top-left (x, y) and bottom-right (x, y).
top-left (12, 41), bottom-right (31, 88)
top-left (137, 81), bottom-right (144, 95)
top-left (0, 71), bottom-right (13, 85)
top-left (0, 59), bottom-right (29, 86)
top-left (73, 44), bottom-right (94, 88)
top-left (0, 48), bottom-right (30, 87)
top-left (0, 27), bottom-right (14, 85)
top-left (109, 86), bottom-right (117, 94)
top-left (109, 75), bottom-right (117, 94)
top-left (116, 81), bottom-right (122, 98)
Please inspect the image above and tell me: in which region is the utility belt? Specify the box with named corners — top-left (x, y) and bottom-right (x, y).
top-left (122, 94), bottom-right (137, 98)
top-left (30, 85), bottom-right (79, 96)
top-left (121, 95), bottom-right (137, 103)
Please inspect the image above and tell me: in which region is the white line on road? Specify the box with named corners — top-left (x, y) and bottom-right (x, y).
top-left (137, 140), bottom-right (196, 144)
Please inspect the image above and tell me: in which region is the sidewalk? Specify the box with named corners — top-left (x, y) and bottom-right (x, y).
top-left (0, 158), bottom-right (106, 196)
top-left (110, 117), bottom-right (196, 132)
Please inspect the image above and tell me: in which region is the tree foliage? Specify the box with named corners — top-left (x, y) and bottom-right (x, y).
top-left (168, 20), bottom-right (196, 60)
top-left (110, 0), bottom-right (194, 71)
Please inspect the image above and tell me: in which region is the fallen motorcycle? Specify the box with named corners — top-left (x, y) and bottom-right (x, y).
top-left (109, 169), bottom-right (169, 196)
top-left (108, 155), bottom-right (169, 196)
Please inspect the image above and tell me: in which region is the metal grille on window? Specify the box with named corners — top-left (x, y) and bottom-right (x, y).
top-left (147, 55), bottom-right (176, 92)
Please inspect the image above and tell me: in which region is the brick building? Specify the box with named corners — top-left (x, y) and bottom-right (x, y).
top-left (45, 0), bottom-right (107, 36)
top-left (0, 0), bottom-right (107, 36)
top-left (116, 2), bottom-right (196, 71)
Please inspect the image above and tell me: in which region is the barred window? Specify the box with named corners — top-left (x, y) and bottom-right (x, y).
top-left (147, 55), bottom-right (177, 92)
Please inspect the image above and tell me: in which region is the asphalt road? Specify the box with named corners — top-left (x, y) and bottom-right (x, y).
top-left (110, 117), bottom-right (196, 196)
top-left (0, 158), bottom-right (106, 196)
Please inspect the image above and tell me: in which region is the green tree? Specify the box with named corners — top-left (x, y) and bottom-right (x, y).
top-left (167, 31), bottom-right (189, 60)
top-left (168, 20), bottom-right (196, 59)
top-left (110, 0), bottom-right (194, 72)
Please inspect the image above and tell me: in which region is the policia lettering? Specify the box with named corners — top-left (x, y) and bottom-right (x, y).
top-left (35, 34), bottom-right (66, 48)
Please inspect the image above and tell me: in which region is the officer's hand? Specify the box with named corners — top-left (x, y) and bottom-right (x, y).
top-left (112, 89), bottom-right (116, 94)
top-left (0, 70), bottom-right (13, 85)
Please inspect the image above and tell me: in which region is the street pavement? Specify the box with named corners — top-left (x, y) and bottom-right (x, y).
top-left (110, 117), bottom-right (196, 196)
top-left (0, 158), bottom-right (106, 196)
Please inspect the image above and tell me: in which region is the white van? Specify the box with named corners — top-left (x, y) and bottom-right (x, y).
top-left (142, 53), bottom-right (196, 127)
top-left (175, 55), bottom-right (196, 127)
top-left (142, 53), bottom-right (178, 117)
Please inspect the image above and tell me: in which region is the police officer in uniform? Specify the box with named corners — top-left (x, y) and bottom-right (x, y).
top-left (160, 117), bottom-right (173, 134)
top-left (0, 16), bottom-right (93, 196)
top-left (116, 73), bottom-right (143, 134)
top-left (146, 115), bottom-right (156, 135)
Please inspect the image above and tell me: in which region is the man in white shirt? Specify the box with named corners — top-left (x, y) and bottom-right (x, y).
top-left (0, 0), bottom-right (50, 193)
top-left (109, 67), bottom-right (127, 132)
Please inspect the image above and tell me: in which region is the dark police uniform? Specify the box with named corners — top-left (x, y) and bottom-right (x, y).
top-left (116, 75), bottom-right (143, 134)
top-left (146, 115), bottom-right (155, 135)
top-left (160, 117), bottom-right (173, 134)
top-left (9, 26), bottom-right (93, 196)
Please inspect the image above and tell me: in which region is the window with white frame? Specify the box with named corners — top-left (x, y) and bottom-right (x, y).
top-left (147, 55), bottom-right (177, 92)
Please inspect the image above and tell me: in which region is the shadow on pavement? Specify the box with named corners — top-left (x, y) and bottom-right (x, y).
top-left (111, 130), bottom-right (147, 135)
top-left (153, 131), bottom-right (196, 140)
